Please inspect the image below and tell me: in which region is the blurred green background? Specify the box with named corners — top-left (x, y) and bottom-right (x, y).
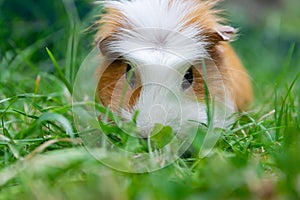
top-left (0, 0), bottom-right (300, 199)
top-left (0, 0), bottom-right (95, 89)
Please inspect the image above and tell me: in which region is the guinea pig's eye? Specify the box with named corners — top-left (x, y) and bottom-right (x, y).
top-left (126, 63), bottom-right (136, 88)
top-left (181, 67), bottom-right (193, 90)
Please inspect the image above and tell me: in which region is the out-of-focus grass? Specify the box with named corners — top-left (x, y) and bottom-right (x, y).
top-left (0, 0), bottom-right (300, 199)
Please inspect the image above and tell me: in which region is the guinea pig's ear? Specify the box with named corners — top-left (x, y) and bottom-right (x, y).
top-left (215, 25), bottom-right (236, 41)
top-left (206, 25), bottom-right (237, 44)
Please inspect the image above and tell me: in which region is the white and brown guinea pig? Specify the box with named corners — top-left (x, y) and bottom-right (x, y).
top-left (95, 0), bottom-right (252, 136)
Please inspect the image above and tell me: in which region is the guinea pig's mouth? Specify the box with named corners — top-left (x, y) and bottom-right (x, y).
top-left (133, 103), bottom-right (173, 137)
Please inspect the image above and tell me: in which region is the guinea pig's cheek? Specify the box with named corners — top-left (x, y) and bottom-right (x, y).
top-left (184, 66), bottom-right (206, 100)
top-left (109, 80), bottom-right (142, 111)
top-left (98, 65), bottom-right (142, 112)
top-left (128, 86), bottom-right (142, 108)
top-left (97, 60), bottom-right (126, 111)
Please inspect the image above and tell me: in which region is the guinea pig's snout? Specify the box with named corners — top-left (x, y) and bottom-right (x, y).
top-left (132, 83), bottom-right (183, 138)
top-left (137, 104), bottom-right (168, 137)
top-left (148, 104), bottom-right (167, 124)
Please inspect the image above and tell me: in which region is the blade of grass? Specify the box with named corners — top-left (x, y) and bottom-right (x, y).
top-left (275, 71), bottom-right (300, 140)
top-left (62, 0), bottom-right (81, 85)
top-left (38, 112), bottom-right (75, 141)
top-left (45, 47), bottom-right (72, 94)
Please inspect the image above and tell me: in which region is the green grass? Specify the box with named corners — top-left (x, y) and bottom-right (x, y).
top-left (1, 0), bottom-right (300, 199)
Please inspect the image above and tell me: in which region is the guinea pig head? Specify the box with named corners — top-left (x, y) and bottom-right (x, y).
top-left (95, 0), bottom-right (252, 137)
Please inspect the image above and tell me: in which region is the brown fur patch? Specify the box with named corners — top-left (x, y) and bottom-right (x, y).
top-left (94, 7), bottom-right (126, 54)
top-left (187, 59), bottom-right (228, 103)
top-left (216, 43), bottom-right (253, 110)
top-left (186, 44), bottom-right (252, 111)
top-left (97, 59), bottom-right (142, 112)
top-left (181, 0), bottom-right (222, 31)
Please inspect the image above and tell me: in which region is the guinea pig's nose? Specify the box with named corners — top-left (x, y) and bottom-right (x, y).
top-left (137, 104), bottom-right (168, 138)
top-left (149, 104), bottom-right (167, 124)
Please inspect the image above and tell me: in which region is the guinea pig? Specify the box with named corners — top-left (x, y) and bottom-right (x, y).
top-left (95, 0), bottom-right (252, 137)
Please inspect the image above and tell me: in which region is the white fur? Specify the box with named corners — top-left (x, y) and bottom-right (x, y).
top-left (103, 0), bottom-right (209, 62)
top-left (101, 0), bottom-right (235, 135)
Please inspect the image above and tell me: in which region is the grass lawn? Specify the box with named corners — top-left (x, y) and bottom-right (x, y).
top-left (0, 0), bottom-right (300, 199)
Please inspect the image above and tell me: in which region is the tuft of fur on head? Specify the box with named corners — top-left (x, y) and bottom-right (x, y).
top-left (95, 0), bottom-right (252, 136)
top-left (94, 0), bottom-right (234, 59)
